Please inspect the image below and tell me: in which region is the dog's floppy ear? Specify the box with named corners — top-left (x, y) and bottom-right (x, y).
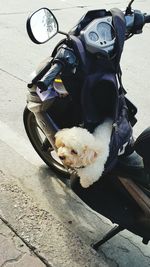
top-left (83, 146), bottom-right (99, 158)
top-left (55, 138), bottom-right (64, 148)
top-left (94, 151), bottom-right (98, 158)
top-left (91, 150), bottom-right (99, 161)
top-left (83, 145), bottom-right (99, 165)
top-left (55, 129), bottom-right (69, 148)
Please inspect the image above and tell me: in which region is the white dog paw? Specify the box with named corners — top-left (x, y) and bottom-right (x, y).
top-left (80, 178), bottom-right (93, 188)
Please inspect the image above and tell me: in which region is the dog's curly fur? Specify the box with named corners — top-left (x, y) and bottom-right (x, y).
top-left (55, 119), bottom-right (113, 188)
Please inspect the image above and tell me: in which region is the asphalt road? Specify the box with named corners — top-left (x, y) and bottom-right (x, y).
top-left (0, 0), bottom-right (150, 266)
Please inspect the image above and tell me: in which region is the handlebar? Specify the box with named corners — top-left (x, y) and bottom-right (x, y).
top-left (37, 62), bottom-right (63, 92)
top-left (36, 45), bottom-right (76, 92)
top-left (144, 14), bottom-right (150, 23)
top-left (125, 11), bottom-right (150, 37)
top-left (32, 9), bottom-right (150, 93)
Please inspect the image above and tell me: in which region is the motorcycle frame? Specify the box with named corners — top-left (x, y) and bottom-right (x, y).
top-left (26, 17), bottom-right (150, 247)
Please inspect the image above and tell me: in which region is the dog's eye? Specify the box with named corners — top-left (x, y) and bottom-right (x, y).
top-left (71, 149), bottom-right (78, 155)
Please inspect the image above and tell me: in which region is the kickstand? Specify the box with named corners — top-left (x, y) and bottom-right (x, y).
top-left (92, 225), bottom-right (124, 250)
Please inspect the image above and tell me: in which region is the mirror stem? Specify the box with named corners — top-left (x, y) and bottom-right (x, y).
top-left (58, 30), bottom-right (70, 38)
top-left (126, 0), bottom-right (134, 15)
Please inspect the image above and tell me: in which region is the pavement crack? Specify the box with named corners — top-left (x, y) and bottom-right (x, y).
top-left (0, 6), bottom-right (88, 16)
top-left (51, 6), bottom-right (88, 11)
top-left (1, 254), bottom-right (25, 267)
top-left (1, 253), bottom-right (25, 267)
top-left (0, 216), bottom-right (51, 267)
top-left (119, 233), bottom-right (150, 259)
top-left (0, 68), bottom-right (26, 83)
top-left (0, 12), bottom-right (29, 16)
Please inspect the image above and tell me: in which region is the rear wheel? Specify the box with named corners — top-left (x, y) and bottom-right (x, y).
top-left (23, 107), bottom-right (69, 175)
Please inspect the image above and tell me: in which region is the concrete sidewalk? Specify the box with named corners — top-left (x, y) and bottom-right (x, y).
top-left (1, 160), bottom-right (150, 267)
top-left (0, 219), bottom-right (45, 267)
top-left (0, 165), bottom-right (109, 267)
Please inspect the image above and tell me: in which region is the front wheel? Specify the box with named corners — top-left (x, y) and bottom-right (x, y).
top-left (23, 107), bottom-right (69, 175)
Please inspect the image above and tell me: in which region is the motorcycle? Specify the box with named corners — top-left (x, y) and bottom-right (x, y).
top-left (24, 0), bottom-right (150, 249)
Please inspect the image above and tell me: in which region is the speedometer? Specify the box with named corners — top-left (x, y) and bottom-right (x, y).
top-left (97, 22), bottom-right (115, 42)
top-left (80, 17), bottom-right (116, 54)
top-left (88, 31), bottom-right (99, 42)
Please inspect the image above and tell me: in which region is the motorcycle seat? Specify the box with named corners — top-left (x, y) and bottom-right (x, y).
top-left (115, 151), bottom-right (150, 194)
top-left (134, 127), bottom-right (150, 170)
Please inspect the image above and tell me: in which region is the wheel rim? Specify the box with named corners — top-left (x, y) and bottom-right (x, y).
top-left (26, 111), bottom-right (69, 174)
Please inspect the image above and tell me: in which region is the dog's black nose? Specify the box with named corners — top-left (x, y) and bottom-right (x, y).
top-left (59, 155), bottom-right (66, 160)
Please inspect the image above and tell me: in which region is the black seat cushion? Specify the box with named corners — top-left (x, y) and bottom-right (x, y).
top-left (134, 127), bottom-right (150, 170)
top-left (114, 152), bottom-right (150, 186)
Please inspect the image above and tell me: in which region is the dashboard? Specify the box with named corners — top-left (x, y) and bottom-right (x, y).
top-left (80, 16), bottom-right (116, 54)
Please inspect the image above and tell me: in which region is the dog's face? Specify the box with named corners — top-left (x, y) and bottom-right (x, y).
top-left (55, 127), bottom-right (99, 168)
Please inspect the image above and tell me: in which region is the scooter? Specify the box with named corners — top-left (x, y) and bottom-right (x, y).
top-left (24, 0), bottom-right (150, 249)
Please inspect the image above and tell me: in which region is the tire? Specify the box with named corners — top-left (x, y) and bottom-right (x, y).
top-left (23, 107), bottom-right (69, 176)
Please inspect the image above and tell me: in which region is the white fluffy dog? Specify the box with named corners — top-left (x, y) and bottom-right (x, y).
top-left (55, 119), bottom-right (113, 188)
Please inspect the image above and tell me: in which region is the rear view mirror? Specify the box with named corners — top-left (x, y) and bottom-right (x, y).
top-left (26, 8), bottom-right (58, 44)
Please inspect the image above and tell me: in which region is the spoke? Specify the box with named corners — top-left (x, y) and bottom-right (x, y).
top-left (42, 138), bottom-right (51, 151)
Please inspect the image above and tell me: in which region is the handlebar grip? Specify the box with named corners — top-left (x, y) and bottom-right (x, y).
top-left (37, 62), bottom-right (63, 92)
top-left (144, 14), bottom-right (150, 23)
